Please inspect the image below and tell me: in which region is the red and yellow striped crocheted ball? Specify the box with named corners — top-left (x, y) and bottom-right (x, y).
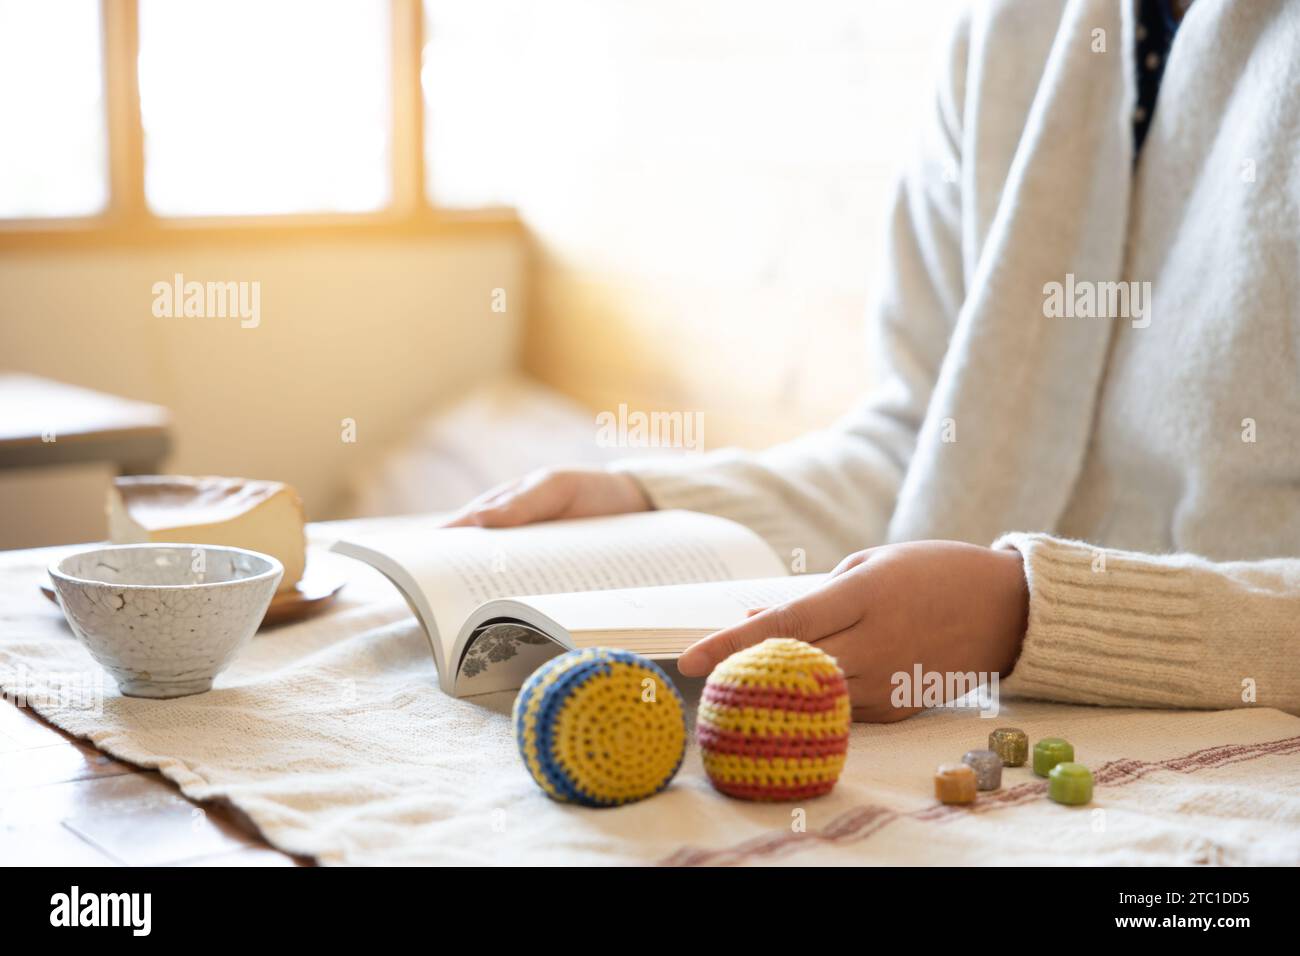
top-left (696, 637), bottom-right (850, 801)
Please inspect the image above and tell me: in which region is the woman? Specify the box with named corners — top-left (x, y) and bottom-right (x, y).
top-left (448, 0), bottom-right (1300, 720)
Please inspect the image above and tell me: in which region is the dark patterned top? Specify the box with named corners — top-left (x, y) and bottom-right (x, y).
top-left (1133, 0), bottom-right (1185, 157)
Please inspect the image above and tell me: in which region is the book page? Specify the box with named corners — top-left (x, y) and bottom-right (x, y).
top-left (501, 574), bottom-right (828, 636)
top-left (450, 575), bottom-right (828, 695)
top-left (335, 510), bottom-right (786, 665)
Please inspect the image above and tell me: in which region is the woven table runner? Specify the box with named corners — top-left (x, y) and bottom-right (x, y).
top-left (3, 524), bottom-right (1298, 865)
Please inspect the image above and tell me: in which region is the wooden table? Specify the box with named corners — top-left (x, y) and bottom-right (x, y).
top-left (0, 517), bottom-right (312, 866)
top-left (0, 525), bottom-right (386, 866)
top-left (0, 374), bottom-right (171, 474)
top-left (0, 695), bottom-right (305, 866)
top-left (0, 376), bottom-right (233, 864)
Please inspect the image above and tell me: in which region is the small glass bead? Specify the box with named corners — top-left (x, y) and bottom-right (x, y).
top-left (962, 749), bottom-right (1003, 790)
top-left (934, 762), bottom-right (977, 805)
top-left (1033, 737), bottom-right (1075, 777)
top-left (988, 727), bottom-right (1028, 767)
top-left (1048, 762), bottom-right (1093, 805)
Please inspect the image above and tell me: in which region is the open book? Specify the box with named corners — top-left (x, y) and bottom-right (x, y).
top-left (331, 510), bottom-right (825, 697)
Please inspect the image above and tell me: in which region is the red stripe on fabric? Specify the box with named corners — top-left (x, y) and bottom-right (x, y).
top-left (662, 734), bottom-right (1300, 866)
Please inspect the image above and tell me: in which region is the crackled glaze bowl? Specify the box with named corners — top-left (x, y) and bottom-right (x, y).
top-left (48, 544), bottom-right (282, 698)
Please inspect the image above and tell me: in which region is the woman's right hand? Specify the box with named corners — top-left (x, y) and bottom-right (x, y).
top-left (441, 467), bottom-right (652, 528)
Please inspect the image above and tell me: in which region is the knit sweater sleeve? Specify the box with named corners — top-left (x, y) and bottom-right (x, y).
top-left (995, 533), bottom-right (1300, 716)
top-left (611, 12), bottom-right (972, 573)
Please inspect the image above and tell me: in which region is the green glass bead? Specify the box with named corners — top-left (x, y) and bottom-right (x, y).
top-left (1048, 762), bottom-right (1093, 805)
top-left (988, 727), bottom-right (1028, 767)
top-left (1033, 737), bottom-right (1074, 777)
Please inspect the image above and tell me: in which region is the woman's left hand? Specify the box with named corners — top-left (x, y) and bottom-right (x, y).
top-left (676, 540), bottom-right (1030, 722)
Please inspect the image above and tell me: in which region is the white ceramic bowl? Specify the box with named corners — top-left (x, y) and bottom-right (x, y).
top-left (48, 544), bottom-right (282, 699)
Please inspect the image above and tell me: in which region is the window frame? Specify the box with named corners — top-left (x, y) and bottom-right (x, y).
top-left (0, 0), bottom-right (519, 248)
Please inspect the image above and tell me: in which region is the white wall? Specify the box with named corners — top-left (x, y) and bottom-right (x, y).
top-left (504, 0), bottom-right (967, 444)
top-left (0, 234), bottom-right (524, 547)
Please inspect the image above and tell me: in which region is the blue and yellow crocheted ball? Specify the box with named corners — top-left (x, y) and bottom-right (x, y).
top-left (513, 648), bottom-right (687, 807)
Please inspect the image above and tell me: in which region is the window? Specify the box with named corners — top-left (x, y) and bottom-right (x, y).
top-left (0, 0), bottom-right (108, 218)
top-left (139, 0), bottom-right (392, 216)
top-left (0, 0), bottom-right (516, 239)
top-left (421, 0), bottom-right (530, 209)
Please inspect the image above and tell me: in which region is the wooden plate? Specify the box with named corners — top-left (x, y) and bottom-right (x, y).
top-left (255, 556), bottom-right (348, 627)
top-left (41, 550), bottom-right (347, 630)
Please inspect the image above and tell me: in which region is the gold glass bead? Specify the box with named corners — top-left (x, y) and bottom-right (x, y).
top-left (988, 727), bottom-right (1029, 767)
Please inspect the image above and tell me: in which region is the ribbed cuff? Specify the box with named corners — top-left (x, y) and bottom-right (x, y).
top-left (993, 532), bottom-right (1207, 708)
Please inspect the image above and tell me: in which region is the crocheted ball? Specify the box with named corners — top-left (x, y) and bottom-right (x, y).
top-left (697, 637), bottom-right (851, 801)
top-left (513, 648), bottom-right (687, 807)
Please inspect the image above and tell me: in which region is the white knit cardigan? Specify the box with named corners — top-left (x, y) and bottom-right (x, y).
top-left (618, 0), bottom-right (1300, 715)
